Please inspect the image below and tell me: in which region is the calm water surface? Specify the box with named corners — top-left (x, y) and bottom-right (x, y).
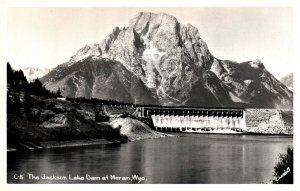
top-left (7, 134), bottom-right (292, 184)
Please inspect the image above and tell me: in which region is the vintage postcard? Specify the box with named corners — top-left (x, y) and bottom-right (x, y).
top-left (1, 0), bottom-right (298, 191)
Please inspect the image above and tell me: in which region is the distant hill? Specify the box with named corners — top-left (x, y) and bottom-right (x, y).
top-left (22, 67), bottom-right (52, 82)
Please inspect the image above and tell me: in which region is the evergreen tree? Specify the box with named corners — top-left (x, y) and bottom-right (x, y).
top-left (27, 78), bottom-right (44, 96)
top-left (24, 93), bottom-right (34, 120)
top-left (273, 146), bottom-right (293, 184)
top-left (12, 96), bottom-right (22, 117)
top-left (56, 88), bottom-right (62, 97)
top-left (7, 94), bottom-right (12, 114)
top-left (7, 63), bottom-right (28, 92)
top-left (7, 62), bottom-right (13, 84)
top-left (7, 63), bottom-right (64, 98)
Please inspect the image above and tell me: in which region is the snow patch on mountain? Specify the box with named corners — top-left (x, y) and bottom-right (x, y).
top-left (142, 41), bottom-right (166, 88)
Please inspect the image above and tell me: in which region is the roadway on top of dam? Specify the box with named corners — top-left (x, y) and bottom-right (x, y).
top-left (139, 106), bottom-right (245, 118)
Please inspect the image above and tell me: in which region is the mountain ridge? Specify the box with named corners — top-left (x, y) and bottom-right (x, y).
top-left (41, 12), bottom-right (293, 109)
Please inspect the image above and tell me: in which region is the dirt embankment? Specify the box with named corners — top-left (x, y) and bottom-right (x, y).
top-left (110, 116), bottom-right (170, 141)
top-left (7, 93), bottom-right (170, 151)
top-left (245, 109), bottom-right (293, 135)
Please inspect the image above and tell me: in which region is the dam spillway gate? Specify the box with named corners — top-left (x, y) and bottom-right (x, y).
top-left (139, 107), bottom-right (246, 132)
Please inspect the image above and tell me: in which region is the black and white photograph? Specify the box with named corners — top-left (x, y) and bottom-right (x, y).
top-left (1, 0), bottom-right (299, 190)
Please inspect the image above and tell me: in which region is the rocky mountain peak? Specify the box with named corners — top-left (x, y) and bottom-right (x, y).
top-left (42, 12), bottom-right (293, 109)
top-left (128, 12), bottom-right (178, 33)
top-left (100, 26), bottom-right (121, 53)
top-left (69, 44), bottom-right (102, 63)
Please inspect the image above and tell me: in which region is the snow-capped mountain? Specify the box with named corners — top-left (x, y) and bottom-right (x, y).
top-left (280, 73), bottom-right (293, 91)
top-left (22, 67), bottom-right (52, 82)
top-left (41, 12), bottom-right (293, 109)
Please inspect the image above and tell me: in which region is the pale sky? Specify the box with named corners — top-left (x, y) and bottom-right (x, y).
top-left (7, 7), bottom-right (293, 79)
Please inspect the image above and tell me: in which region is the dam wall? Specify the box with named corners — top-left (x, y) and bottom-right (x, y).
top-left (99, 105), bottom-right (293, 135)
top-left (139, 107), bottom-right (246, 132)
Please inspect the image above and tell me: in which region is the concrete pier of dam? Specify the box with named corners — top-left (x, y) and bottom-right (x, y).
top-left (138, 107), bottom-right (247, 132)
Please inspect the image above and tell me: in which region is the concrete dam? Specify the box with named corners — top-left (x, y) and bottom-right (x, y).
top-left (139, 107), bottom-right (247, 133)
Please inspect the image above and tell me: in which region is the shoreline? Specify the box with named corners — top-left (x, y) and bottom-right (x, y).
top-left (7, 132), bottom-right (292, 152)
top-left (7, 134), bottom-right (176, 152)
top-left (7, 139), bottom-right (113, 152)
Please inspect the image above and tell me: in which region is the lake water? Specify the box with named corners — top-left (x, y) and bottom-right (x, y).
top-left (7, 134), bottom-right (292, 184)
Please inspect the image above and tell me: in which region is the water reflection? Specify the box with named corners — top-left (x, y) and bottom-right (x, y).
top-left (7, 134), bottom-right (292, 184)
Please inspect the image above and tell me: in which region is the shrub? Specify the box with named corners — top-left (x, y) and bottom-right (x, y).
top-left (272, 146), bottom-right (293, 184)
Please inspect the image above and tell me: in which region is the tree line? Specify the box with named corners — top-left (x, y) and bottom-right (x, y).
top-left (7, 62), bottom-right (61, 97)
top-left (66, 96), bottom-right (245, 109)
